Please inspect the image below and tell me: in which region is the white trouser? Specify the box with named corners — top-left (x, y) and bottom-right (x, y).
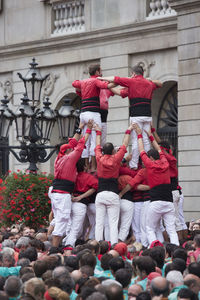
top-left (87, 203), bottom-right (96, 240)
top-left (118, 199), bottom-right (134, 241)
top-left (146, 201), bottom-right (179, 246)
top-left (49, 189), bottom-right (72, 237)
top-left (129, 116), bottom-right (152, 168)
top-left (104, 214), bottom-right (110, 241)
top-left (101, 122), bottom-right (107, 147)
top-left (80, 111), bottom-right (101, 157)
top-left (172, 190), bottom-right (182, 231)
top-left (132, 202), bottom-right (144, 242)
top-left (63, 202), bottom-right (87, 246)
top-left (178, 193), bottom-right (187, 230)
top-left (95, 191), bottom-right (120, 245)
top-left (141, 201), bottom-right (164, 247)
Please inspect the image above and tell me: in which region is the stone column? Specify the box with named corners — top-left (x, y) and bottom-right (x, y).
top-left (169, 0), bottom-right (200, 220)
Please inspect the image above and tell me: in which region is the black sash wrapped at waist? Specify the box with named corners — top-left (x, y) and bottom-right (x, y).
top-left (150, 184), bottom-right (173, 202)
top-left (81, 96), bottom-right (100, 113)
top-left (133, 190), bottom-right (150, 202)
top-left (100, 109), bottom-right (108, 123)
top-left (129, 98), bottom-right (151, 117)
top-left (171, 177), bottom-right (178, 191)
top-left (52, 178), bottom-right (74, 193)
top-left (74, 191), bottom-right (96, 205)
top-left (98, 177), bottom-right (118, 194)
top-left (122, 191), bottom-right (134, 202)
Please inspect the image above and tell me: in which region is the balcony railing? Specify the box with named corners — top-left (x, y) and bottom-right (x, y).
top-left (52, 0), bottom-right (85, 36)
top-left (147, 0), bottom-right (176, 20)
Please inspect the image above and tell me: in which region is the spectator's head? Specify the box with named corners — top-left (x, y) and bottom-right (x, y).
top-left (80, 286), bottom-right (96, 300)
top-left (16, 237), bottom-right (30, 250)
top-left (114, 242), bottom-right (127, 256)
top-left (109, 257), bottom-right (125, 275)
top-left (64, 256), bottom-right (79, 271)
top-left (150, 277), bottom-right (169, 297)
top-left (0, 291), bottom-right (8, 300)
top-left (0, 276), bottom-right (5, 290)
top-left (188, 262), bottom-right (200, 278)
top-left (166, 270), bottom-right (184, 291)
top-left (193, 234), bottom-right (200, 248)
top-left (19, 266), bottom-right (35, 278)
top-left (192, 224), bottom-right (200, 231)
top-left (1, 247), bottom-right (14, 257)
top-left (24, 278), bottom-right (45, 300)
top-left (132, 64), bottom-right (144, 76)
top-left (80, 265), bottom-right (94, 278)
top-left (79, 253), bottom-right (96, 270)
top-left (108, 250), bottom-right (119, 258)
top-left (87, 240), bottom-right (100, 255)
top-left (89, 64), bottom-right (101, 76)
top-left (177, 288), bottom-right (198, 300)
top-left (172, 258), bottom-right (186, 274)
top-left (100, 241), bottom-right (110, 254)
top-left (4, 276), bottom-right (22, 298)
top-left (136, 291), bottom-right (151, 300)
top-left (35, 232), bottom-right (47, 243)
top-left (101, 253), bottom-right (113, 271)
top-left (2, 239), bottom-right (15, 249)
top-left (76, 158), bottom-right (86, 172)
top-left (70, 269), bottom-right (82, 283)
top-left (184, 273), bottom-right (200, 295)
top-left (102, 143), bottom-right (114, 155)
top-left (2, 253), bottom-right (15, 267)
top-left (17, 258), bottom-right (31, 268)
top-left (52, 266), bottom-right (70, 279)
top-left (165, 243), bottom-right (179, 258)
top-left (115, 268), bottom-right (132, 288)
top-left (44, 287), bottom-right (69, 300)
top-left (33, 260), bottom-right (48, 277)
top-left (136, 256), bottom-right (156, 278)
top-left (30, 239), bottom-right (45, 252)
top-left (87, 292), bottom-right (107, 300)
top-left (172, 248), bottom-right (187, 263)
top-left (128, 284), bottom-right (143, 300)
top-left (149, 246), bottom-right (165, 269)
top-left (19, 247), bottom-right (38, 262)
top-left (21, 272), bottom-right (35, 283)
top-left (147, 149), bottom-right (160, 161)
top-left (105, 283), bottom-right (123, 300)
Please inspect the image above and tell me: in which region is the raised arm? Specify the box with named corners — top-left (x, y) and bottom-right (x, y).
top-left (97, 76), bottom-right (115, 82)
top-left (94, 123), bottom-right (102, 147)
top-left (122, 123), bottom-right (134, 148)
top-left (144, 126), bottom-right (162, 153)
top-left (84, 120), bottom-right (94, 144)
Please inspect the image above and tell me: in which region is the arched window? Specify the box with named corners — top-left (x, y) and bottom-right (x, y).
top-left (157, 83), bottom-right (178, 157)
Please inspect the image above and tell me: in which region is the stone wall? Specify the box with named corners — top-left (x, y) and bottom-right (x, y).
top-left (169, 0), bottom-right (200, 220)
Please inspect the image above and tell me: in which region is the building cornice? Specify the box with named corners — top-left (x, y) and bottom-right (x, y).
top-left (168, 0), bottom-right (200, 11)
top-left (0, 17), bottom-right (177, 59)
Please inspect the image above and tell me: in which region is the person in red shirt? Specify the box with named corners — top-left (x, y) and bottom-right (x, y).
top-left (72, 64), bottom-right (113, 172)
top-left (132, 123), bottom-right (179, 246)
top-left (94, 123), bottom-right (134, 245)
top-left (99, 89), bottom-right (114, 147)
top-left (49, 120), bottom-right (93, 247)
top-left (99, 64), bottom-right (162, 169)
top-left (63, 158), bottom-right (98, 247)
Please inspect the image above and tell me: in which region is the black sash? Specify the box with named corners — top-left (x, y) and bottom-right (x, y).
top-left (52, 178), bottom-right (75, 193)
top-left (100, 109), bottom-right (108, 122)
top-left (171, 177), bottom-right (178, 191)
top-left (81, 96), bottom-right (100, 113)
top-left (150, 184), bottom-right (173, 202)
top-left (98, 178), bottom-right (118, 194)
top-left (129, 97), bottom-right (151, 117)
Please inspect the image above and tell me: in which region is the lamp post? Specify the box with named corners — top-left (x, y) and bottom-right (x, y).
top-left (0, 58), bottom-right (79, 174)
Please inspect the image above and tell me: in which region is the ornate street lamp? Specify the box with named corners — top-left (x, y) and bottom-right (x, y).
top-left (0, 58), bottom-right (79, 174)
top-left (57, 98), bottom-right (80, 141)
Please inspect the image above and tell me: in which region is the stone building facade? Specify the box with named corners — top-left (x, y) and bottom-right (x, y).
top-left (0, 0), bottom-right (199, 220)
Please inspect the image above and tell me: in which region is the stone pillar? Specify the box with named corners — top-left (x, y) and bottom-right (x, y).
top-left (169, 0), bottom-right (200, 220)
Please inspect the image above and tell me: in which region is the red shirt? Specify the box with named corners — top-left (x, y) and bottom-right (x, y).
top-left (114, 75), bottom-right (158, 99)
top-left (119, 165), bottom-right (138, 177)
top-left (162, 151), bottom-right (178, 178)
top-left (140, 151), bottom-right (170, 189)
top-left (100, 89), bottom-right (114, 110)
top-left (72, 75), bottom-right (109, 100)
top-left (74, 172), bottom-right (98, 193)
top-left (128, 168), bottom-right (148, 189)
top-left (54, 137), bottom-right (86, 183)
top-left (95, 145), bottom-right (127, 178)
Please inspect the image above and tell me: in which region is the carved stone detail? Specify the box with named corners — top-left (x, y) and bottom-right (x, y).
top-left (41, 73), bottom-right (59, 99)
top-left (0, 80), bottom-right (13, 100)
top-left (137, 60), bottom-right (155, 78)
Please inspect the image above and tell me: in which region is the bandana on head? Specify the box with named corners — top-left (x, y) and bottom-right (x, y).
top-left (149, 240), bottom-right (164, 248)
top-left (44, 291), bottom-right (54, 300)
top-left (114, 242), bottom-right (127, 256)
top-left (147, 272), bottom-right (161, 282)
top-left (58, 138), bottom-right (78, 158)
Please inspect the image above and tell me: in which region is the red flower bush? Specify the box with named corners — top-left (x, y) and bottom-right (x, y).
top-left (0, 171), bottom-right (53, 229)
